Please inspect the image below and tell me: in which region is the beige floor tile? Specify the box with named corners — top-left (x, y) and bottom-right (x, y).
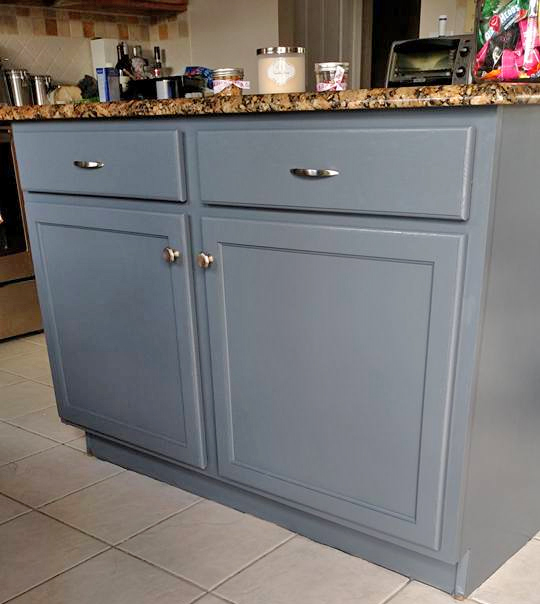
top-left (0, 381), bottom-right (55, 420)
top-left (0, 339), bottom-right (38, 361)
top-left (24, 333), bottom-right (46, 347)
top-left (0, 494), bottom-right (30, 524)
top-left (120, 499), bottom-right (293, 589)
top-left (198, 596), bottom-right (231, 604)
top-left (0, 422), bottom-right (58, 466)
top-left (0, 369), bottom-right (24, 387)
top-left (8, 548), bottom-right (203, 604)
top-left (7, 406), bottom-right (83, 443)
top-left (30, 373), bottom-right (53, 387)
top-left (216, 535), bottom-right (408, 604)
top-left (0, 351), bottom-right (51, 381)
top-left (0, 512), bottom-right (107, 602)
top-left (389, 581), bottom-right (475, 603)
top-left (65, 436), bottom-right (87, 452)
top-left (42, 470), bottom-right (201, 544)
top-left (0, 445), bottom-right (123, 507)
top-left (472, 540), bottom-right (540, 604)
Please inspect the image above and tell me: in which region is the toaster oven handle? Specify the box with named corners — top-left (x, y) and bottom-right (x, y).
top-left (73, 160), bottom-right (105, 170)
top-left (290, 168), bottom-right (339, 178)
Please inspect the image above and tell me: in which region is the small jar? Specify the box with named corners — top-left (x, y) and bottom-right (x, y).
top-left (212, 67), bottom-right (245, 96)
top-left (257, 47), bottom-right (305, 94)
top-left (314, 62), bottom-right (350, 92)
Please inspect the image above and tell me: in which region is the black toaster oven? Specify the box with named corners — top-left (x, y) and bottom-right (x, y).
top-left (385, 34), bottom-right (473, 87)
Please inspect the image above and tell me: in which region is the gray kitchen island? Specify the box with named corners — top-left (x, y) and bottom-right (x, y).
top-left (8, 83), bottom-right (540, 598)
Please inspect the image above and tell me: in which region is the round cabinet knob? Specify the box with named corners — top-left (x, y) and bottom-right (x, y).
top-left (163, 247), bottom-right (181, 263)
top-left (197, 252), bottom-right (214, 269)
top-left (455, 66), bottom-right (467, 77)
top-left (459, 46), bottom-right (470, 57)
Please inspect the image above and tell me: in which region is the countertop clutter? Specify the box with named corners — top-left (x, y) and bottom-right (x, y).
top-left (1, 82), bottom-right (540, 120)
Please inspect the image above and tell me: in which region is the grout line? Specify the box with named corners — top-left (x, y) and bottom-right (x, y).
top-left (115, 546), bottom-right (210, 592)
top-left (0, 507), bottom-right (31, 527)
top-left (0, 465), bottom-right (125, 513)
top-left (39, 496), bottom-right (204, 549)
top-left (3, 417), bottom-right (82, 445)
top-left (0, 442), bottom-right (62, 469)
top-left (0, 403), bottom-right (57, 422)
top-left (112, 498), bottom-right (205, 546)
top-left (34, 508), bottom-right (114, 547)
top-left (0, 547), bottom-right (111, 604)
top-left (379, 579), bottom-right (412, 603)
top-left (0, 491), bottom-right (32, 526)
top-left (26, 377), bottom-right (54, 388)
top-left (188, 591), bottom-right (214, 604)
top-left (210, 533), bottom-right (297, 593)
top-left (34, 467), bottom-right (127, 509)
top-left (208, 592), bottom-right (237, 604)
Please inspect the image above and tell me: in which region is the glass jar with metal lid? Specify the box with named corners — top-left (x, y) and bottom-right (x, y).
top-left (257, 47), bottom-right (305, 94)
top-left (314, 62), bottom-right (350, 92)
top-left (212, 67), bottom-right (246, 96)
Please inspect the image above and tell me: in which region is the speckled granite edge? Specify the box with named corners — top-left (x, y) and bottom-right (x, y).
top-left (2, 83), bottom-right (540, 121)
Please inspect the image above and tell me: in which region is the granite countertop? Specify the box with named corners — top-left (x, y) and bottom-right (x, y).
top-left (2, 82), bottom-right (540, 121)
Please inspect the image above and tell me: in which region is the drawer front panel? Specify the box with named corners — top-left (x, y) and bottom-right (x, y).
top-left (16, 129), bottom-right (186, 201)
top-left (197, 127), bottom-right (475, 219)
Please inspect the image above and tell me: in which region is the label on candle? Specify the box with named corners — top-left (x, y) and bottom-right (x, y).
top-left (267, 58), bottom-right (296, 86)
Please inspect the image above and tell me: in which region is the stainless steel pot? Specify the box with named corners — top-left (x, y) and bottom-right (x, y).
top-left (29, 75), bottom-right (51, 106)
top-left (5, 69), bottom-right (33, 106)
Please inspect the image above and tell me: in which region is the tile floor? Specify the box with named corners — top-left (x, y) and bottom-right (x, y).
top-left (0, 333), bottom-right (538, 603)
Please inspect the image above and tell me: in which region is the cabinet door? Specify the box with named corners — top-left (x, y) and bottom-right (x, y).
top-left (28, 199), bottom-right (206, 468)
top-left (202, 217), bottom-right (464, 549)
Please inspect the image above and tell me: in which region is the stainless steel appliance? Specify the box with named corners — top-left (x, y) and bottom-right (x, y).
top-left (5, 69), bottom-right (32, 106)
top-left (385, 34), bottom-right (473, 87)
top-left (0, 126), bottom-right (42, 339)
top-left (29, 75), bottom-right (51, 106)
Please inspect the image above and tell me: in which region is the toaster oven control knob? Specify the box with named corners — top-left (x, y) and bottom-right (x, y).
top-left (456, 66), bottom-right (467, 77)
top-left (459, 46), bottom-right (470, 57)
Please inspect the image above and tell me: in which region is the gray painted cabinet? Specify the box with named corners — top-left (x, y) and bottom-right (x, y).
top-left (13, 106), bottom-right (540, 598)
top-left (203, 217), bottom-right (464, 550)
top-left (26, 198), bottom-right (206, 468)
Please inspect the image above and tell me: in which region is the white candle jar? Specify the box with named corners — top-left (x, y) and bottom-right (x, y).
top-left (257, 47), bottom-right (306, 94)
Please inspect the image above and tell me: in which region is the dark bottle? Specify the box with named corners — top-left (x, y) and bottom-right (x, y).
top-left (115, 42), bottom-right (133, 96)
top-left (152, 46), bottom-right (162, 78)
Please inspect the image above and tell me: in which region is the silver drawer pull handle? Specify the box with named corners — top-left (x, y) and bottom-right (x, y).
top-left (290, 168), bottom-right (339, 178)
top-left (73, 161), bottom-right (104, 170)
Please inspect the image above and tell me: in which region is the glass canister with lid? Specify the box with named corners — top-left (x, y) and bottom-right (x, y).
top-left (212, 67), bottom-right (249, 96)
top-left (314, 62), bottom-right (350, 91)
top-left (257, 47), bottom-right (306, 94)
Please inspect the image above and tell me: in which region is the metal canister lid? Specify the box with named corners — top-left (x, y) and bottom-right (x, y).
top-left (5, 69), bottom-right (28, 79)
top-left (256, 47), bottom-right (305, 55)
top-left (314, 62), bottom-right (350, 72)
top-left (212, 68), bottom-right (244, 79)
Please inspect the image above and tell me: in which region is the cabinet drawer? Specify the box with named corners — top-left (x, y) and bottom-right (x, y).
top-left (16, 129), bottom-right (186, 201)
top-left (197, 127), bottom-right (475, 220)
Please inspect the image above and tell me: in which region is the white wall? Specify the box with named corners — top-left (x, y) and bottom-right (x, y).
top-left (187, 0), bottom-right (280, 91)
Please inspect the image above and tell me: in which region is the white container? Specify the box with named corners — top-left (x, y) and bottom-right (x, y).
top-left (257, 47), bottom-right (305, 94)
top-left (91, 38), bottom-right (119, 74)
